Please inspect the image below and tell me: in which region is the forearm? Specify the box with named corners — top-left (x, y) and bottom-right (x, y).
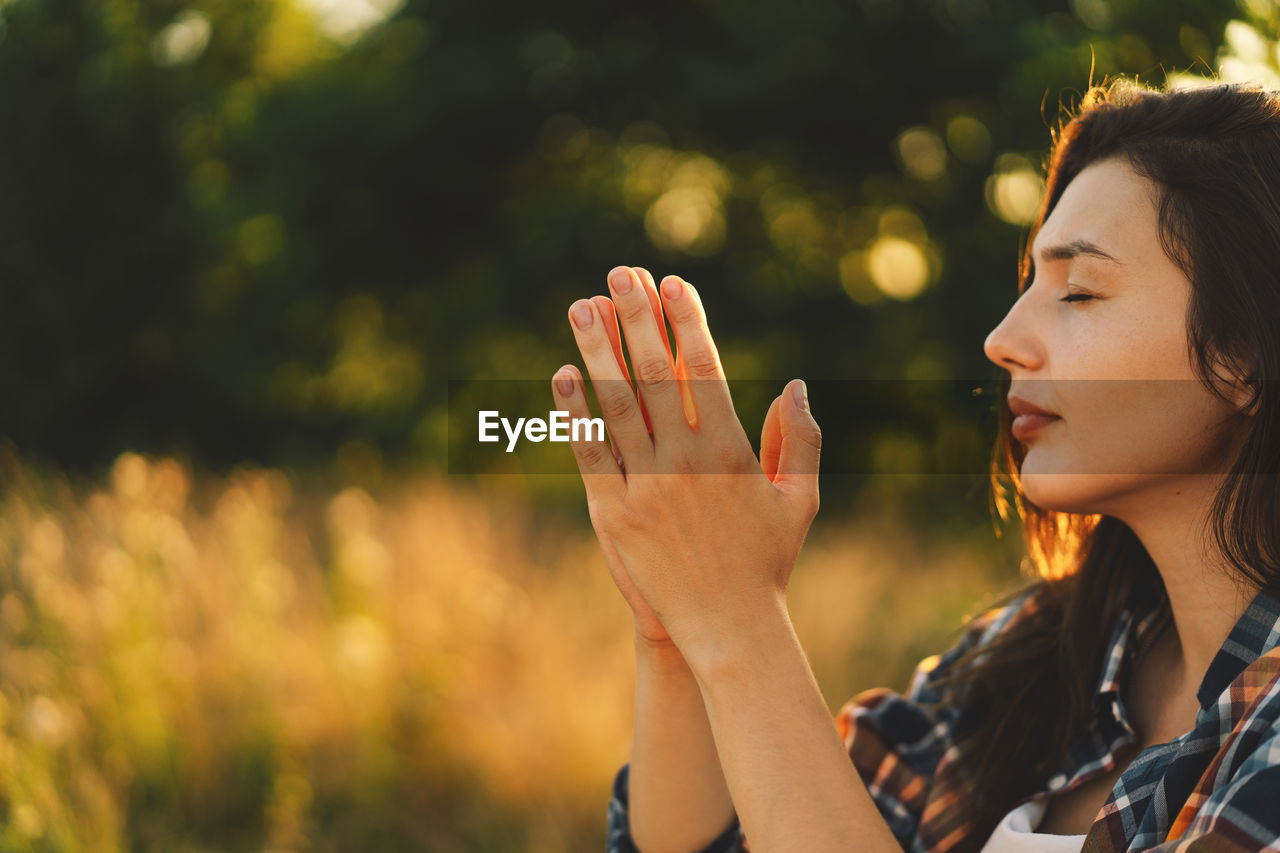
top-left (630, 632), bottom-right (737, 853)
top-left (691, 597), bottom-right (901, 853)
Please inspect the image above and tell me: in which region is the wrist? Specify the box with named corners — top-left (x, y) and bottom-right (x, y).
top-left (635, 630), bottom-right (689, 665)
top-left (683, 593), bottom-right (794, 687)
top-left (634, 631), bottom-right (702, 700)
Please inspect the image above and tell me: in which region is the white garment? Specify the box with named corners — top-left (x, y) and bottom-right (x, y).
top-left (979, 799), bottom-right (1088, 853)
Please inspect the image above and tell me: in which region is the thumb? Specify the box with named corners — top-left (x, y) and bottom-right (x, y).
top-left (772, 379), bottom-right (821, 508)
top-left (759, 393), bottom-right (783, 481)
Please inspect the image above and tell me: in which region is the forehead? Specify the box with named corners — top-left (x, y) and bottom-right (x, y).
top-left (1031, 157), bottom-right (1161, 262)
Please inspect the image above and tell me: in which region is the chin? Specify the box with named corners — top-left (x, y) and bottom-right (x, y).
top-left (1018, 451), bottom-right (1139, 515)
top-left (1020, 473), bottom-right (1108, 515)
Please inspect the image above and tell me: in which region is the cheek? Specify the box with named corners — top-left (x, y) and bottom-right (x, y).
top-left (1048, 300), bottom-right (1207, 471)
top-left (1063, 382), bottom-right (1222, 472)
top-left (1054, 310), bottom-right (1189, 382)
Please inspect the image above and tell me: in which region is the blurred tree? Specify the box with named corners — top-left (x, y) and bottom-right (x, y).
top-left (0, 0), bottom-right (1252, 515)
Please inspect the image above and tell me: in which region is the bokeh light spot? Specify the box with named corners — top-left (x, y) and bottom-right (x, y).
top-left (150, 10), bottom-right (211, 67)
top-left (237, 214), bottom-right (285, 266)
top-left (944, 114), bottom-right (992, 165)
top-left (867, 236), bottom-right (930, 300)
top-left (296, 0), bottom-right (405, 45)
top-left (895, 126), bottom-right (948, 181)
top-left (635, 151), bottom-right (731, 257)
top-left (645, 187), bottom-right (726, 256)
top-left (1070, 0), bottom-right (1112, 31)
top-left (984, 154), bottom-right (1044, 225)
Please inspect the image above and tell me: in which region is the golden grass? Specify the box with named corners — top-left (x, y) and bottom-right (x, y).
top-left (0, 450), bottom-right (1020, 851)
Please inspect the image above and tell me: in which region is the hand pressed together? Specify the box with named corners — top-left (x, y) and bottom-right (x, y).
top-left (551, 265), bottom-right (823, 677)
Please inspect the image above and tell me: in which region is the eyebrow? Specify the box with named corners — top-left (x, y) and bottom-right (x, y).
top-left (1031, 238), bottom-right (1125, 266)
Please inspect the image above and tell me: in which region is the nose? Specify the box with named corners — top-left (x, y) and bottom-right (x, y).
top-left (983, 291), bottom-right (1043, 375)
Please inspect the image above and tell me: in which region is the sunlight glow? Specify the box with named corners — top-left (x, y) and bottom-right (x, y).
top-left (634, 151), bottom-right (731, 257)
top-left (295, 0), bottom-right (405, 44)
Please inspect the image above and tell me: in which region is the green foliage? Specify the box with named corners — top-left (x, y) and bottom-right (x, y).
top-left (0, 0), bottom-right (1253, 518)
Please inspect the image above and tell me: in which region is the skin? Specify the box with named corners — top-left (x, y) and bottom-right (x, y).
top-left (983, 155), bottom-right (1258, 833)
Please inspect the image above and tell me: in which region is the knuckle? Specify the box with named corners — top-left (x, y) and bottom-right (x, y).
top-left (578, 442), bottom-right (612, 470)
top-left (634, 354), bottom-right (674, 387)
top-left (599, 390), bottom-right (635, 421)
top-left (612, 505), bottom-right (644, 532)
top-left (684, 351), bottom-right (721, 380)
top-left (618, 298), bottom-right (650, 325)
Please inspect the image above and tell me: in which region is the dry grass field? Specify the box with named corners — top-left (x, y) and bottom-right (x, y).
top-left (0, 449), bottom-right (1024, 851)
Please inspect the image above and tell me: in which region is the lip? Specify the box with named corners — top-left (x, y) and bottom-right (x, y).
top-left (1011, 413), bottom-right (1061, 441)
top-left (1007, 394), bottom-right (1061, 442)
top-left (1007, 394), bottom-right (1061, 419)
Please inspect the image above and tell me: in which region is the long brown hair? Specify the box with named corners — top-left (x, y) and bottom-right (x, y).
top-left (934, 76), bottom-right (1280, 852)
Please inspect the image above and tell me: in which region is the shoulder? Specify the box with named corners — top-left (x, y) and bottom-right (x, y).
top-left (828, 581), bottom-right (1051, 845)
top-left (835, 580), bottom-right (1049, 750)
top-left (1171, 675), bottom-right (1280, 847)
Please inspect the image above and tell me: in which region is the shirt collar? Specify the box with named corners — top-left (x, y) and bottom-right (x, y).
top-left (1092, 579), bottom-right (1171, 716)
top-left (1194, 585), bottom-right (1280, 710)
top-left (1091, 578), bottom-right (1280, 714)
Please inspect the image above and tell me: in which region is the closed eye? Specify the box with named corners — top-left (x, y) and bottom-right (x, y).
top-left (1059, 293), bottom-right (1094, 303)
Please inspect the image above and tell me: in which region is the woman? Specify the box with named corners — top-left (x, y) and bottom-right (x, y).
top-left (549, 76), bottom-right (1280, 852)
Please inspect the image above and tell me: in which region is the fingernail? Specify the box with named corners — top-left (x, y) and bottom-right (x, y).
top-left (555, 370), bottom-right (575, 397)
top-left (610, 268), bottom-right (633, 294)
top-left (571, 300), bottom-right (594, 330)
top-left (794, 379), bottom-right (808, 410)
top-left (660, 277), bottom-right (682, 300)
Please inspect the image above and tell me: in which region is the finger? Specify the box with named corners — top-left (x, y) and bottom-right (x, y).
top-left (632, 267), bottom-right (675, 360)
top-left (607, 266), bottom-right (691, 440)
top-left (760, 394), bottom-right (783, 481)
top-left (592, 295), bottom-right (630, 379)
top-left (552, 364), bottom-right (626, 500)
top-left (591, 295), bottom-right (653, 436)
top-left (568, 296), bottom-right (655, 473)
top-left (657, 276), bottom-right (738, 433)
top-left (629, 271), bottom-right (696, 428)
top-left (773, 379), bottom-right (821, 513)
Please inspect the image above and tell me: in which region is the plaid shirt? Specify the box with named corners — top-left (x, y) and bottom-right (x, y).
top-left (606, 580), bottom-right (1280, 852)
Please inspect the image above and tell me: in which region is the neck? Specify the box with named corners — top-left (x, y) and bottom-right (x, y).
top-left (1115, 474), bottom-right (1255, 701)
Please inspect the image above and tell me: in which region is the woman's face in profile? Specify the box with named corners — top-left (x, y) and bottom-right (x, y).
top-left (982, 155), bottom-right (1250, 517)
